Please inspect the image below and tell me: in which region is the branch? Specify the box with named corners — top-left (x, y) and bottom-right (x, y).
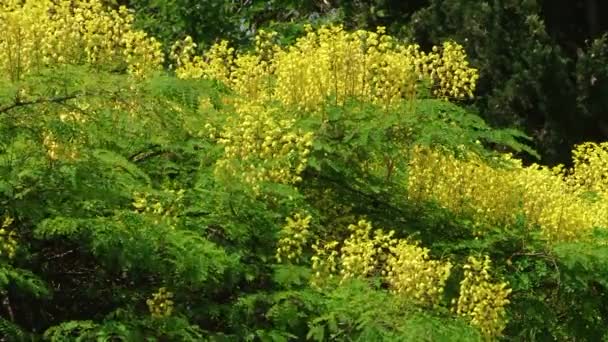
top-left (1, 292), bottom-right (14, 322)
top-left (128, 144), bottom-right (164, 163)
top-left (0, 93), bottom-right (82, 114)
top-left (308, 169), bottom-right (410, 217)
top-left (47, 249), bottom-right (76, 260)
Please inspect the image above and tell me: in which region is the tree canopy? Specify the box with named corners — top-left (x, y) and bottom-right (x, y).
top-left (2, 1), bottom-right (608, 341)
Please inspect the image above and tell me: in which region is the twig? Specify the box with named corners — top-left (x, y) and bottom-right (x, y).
top-left (1, 292), bottom-right (14, 322)
top-left (47, 249), bottom-right (75, 260)
top-left (0, 93), bottom-right (82, 114)
top-left (128, 144), bottom-right (163, 162)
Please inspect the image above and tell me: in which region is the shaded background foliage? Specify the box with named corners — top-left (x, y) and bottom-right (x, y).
top-left (122, 0), bottom-right (608, 165)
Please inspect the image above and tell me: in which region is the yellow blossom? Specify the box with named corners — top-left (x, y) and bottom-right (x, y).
top-left (0, 0), bottom-right (163, 81)
top-left (170, 25), bottom-right (478, 111)
top-left (454, 256), bottom-right (511, 340)
top-left (146, 287), bottom-right (174, 318)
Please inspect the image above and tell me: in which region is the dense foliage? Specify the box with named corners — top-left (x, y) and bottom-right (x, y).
top-left (124, 0), bottom-right (608, 165)
top-left (2, 1), bottom-right (608, 341)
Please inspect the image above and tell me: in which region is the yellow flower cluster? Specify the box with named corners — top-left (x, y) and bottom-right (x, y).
top-left (407, 146), bottom-right (608, 241)
top-left (254, 30), bottom-right (280, 62)
top-left (231, 30), bottom-right (279, 102)
top-left (384, 240), bottom-right (452, 307)
top-left (171, 38), bottom-right (235, 84)
top-left (567, 142), bottom-right (608, 197)
top-left (276, 213), bottom-right (312, 263)
top-left (42, 131), bottom-right (79, 161)
top-left (215, 102), bottom-right (313, 190)
top-left (0, 0), bottom-right (163, 80)
top-left (307, 220), bottom-right (510, 333)
top-left (339, 220), bottom-right (395, 281)
top-left (310, 240), bottom-right (339, 288)
top-left (0, 216), bottom-right (17, 259)
top-left (171, 31), bottom-right (279, 102)
top-left (171, 25), bottom-right (478, 110)
top-left (428, 43), bottom-right (479, 99)
top-left (132, 189), bottom-right (185, 227)
top-left (453, 256), bottom-right (511, 340)
top-left (203, 40), bottom-right (235, 86)
top-left (146, 287), bottom-right (174, 318)
top-left (59, 110), bottom-right (88, 124)
top-left (169, 36), bottom-right (205, 79)
top-left (309, 219), bottom-right (452, 308)
top-left (40, 101), bottom-right (93, 162)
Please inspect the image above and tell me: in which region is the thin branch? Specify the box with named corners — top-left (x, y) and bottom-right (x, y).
top-left (128, 144), bottom-right (163, 163)
top-left (1, 292), bottom-right (14, 322)
top-left (310, 170), bottom-right (410, 217)
top-left (0, 93), bottom-right (82, 114)
top-left (47, 249), bottom-right (76, 260)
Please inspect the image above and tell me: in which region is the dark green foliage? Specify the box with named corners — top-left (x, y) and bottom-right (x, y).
top-left (404, 1), bottom-right (568, 162)
top-left (43, 311), bottom-right (206, 341)
top-left (2, 37), bottom-right (608, 341)
top-left (121, 0), bottom-right (243, 52)
top-left (0, 317), bottom-right (38, 341)
top-left (399, 0), bottom-right (608, 165)
top-left (306, 279), bottom-right (480, 341)
top-left (121, 0), bottom-right (341, 54)
top-left (0, 67), bottom-right (245, 339)
top-left (575, 34), bottom-right (608, 142)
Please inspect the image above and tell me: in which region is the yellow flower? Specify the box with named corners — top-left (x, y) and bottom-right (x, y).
top-left (214, 102), bottom-right (313, 192)
top-left (276, 213), bottom-right (313, 263)
top-left (171, 25), bottom-right (478, 110)
top-left (0, 215), bottom-right (17, 259)
top-left (407, 145), bottom-right (608, 242)
top-left (0, 0), bottom-right (163, 81)
top-left (384, 239), bottom-right (452, 307)
top-left (146, 287), bottom-right (175, 318)
top-left (454, 256), bottom-right (511, 340)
